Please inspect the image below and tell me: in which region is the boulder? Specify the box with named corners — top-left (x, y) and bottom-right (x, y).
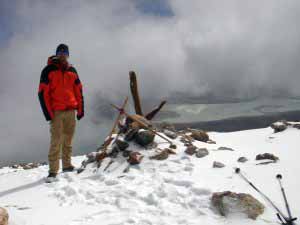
top-left (195, 148), bottom-right (209, 158)
top-left (271, 121), bottom-right (288, 133)
top-left (128, 152), bottom-right (144, 165)
top-left (185, 145), bottom-right (197, 155)
top-left (213, 161), bottom-right (225, 168)
top-left (190, 130), bottom-right (209, 142)
top-left (256, 153), bottom-right (279, 161)
top-left (0, 207), bottom-right (8, 225)
top-left (238, 157), bottom-right (248, 163)
top-left (212, 191), bottom-right (265, 220)
top-left (163, 129), bottom-right (178, 139)
top-left (115, 139), bottom-right (129, 151)
top-left (135, 130), bottom-right (155, 147)
top-left (292, 123), bottom-right (300, 129)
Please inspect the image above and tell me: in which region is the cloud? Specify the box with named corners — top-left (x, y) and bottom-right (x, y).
top-left (1, 0), bottom-right (300, 164)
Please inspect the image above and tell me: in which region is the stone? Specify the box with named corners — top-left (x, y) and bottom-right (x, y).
top-left (218, 146), bottom-right (234, 151)
top-left (150, 149), bottom-right (169, 160)
top-left (0, 207), bottom-right (8, 225)
top-left (271, 121), bottom-right (288, 133)
top-left (293, 123), bottom-right (300, 129)
top-left (256, 153), bottom-right (279, 161)
top-left (238, 157), bottom-right (248, 163)
top-left (122, 150), bottom-right (132, 158)
top-left (207, 140), bottom-right (216, 144)
top-left (212, 191), bottom-right (265, 220)
top-left (115, 139), bottom-right (129, 151)
top-left (195, 148), bottom-right (209, 158)
top-left (190, 130), bottom-right (209, 142)
top-left (163, 129), bottom-right (178, 139)
top-left (135, 130), bottom-right (155, 146)
top-left (128, 152), bottom-right (144, 165)
top-left (159, 122), bottom-right (176, 132)
top-left (185, 145), bottom-right (197, 155)
top-left (213, 161), bottom-right (225, 168)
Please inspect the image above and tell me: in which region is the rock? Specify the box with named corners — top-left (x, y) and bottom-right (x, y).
top-left (185, 145), bottom-right (197, 155)
top-left (207, 140), bottom-right (216, 144)
top-left (293, 123), bottom-right (300, 129)
top-left (195, 148), bottom-right (209, 158)
top-left (213, 161), bottom-right (225, 168)
top-left (0, 207), bottom-right (8, 225)
top-left (271, 121), bottom-right (288, 133)
top-left (135, 130), bottom-right (155, 147)
top-left (190, 130), bottom-right (209, 142)
top-left (218, 146), bottom-right (234, 151)
top-left (115, 139), bottom-right (129, 151)
top-left (159, 122), bottom-right (176, 132)
top-left (122, 150), bottom-right (131, 158)
top-left (238, 157), bottom-right (248, 163)
top-left (256, 153), bottom-right (279, 161)
top-left (163, 129), bottom-right (178, 139)
top-left (128, 152), bottom-right (144, 165)
top-left (150, 149), bottom-right (169, 160)
top-left (124, 128), bottom-right (139, 141)
top-left (212, 191), bottom-right (265, 220)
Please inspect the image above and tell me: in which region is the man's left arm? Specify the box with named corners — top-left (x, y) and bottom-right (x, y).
top-left (71, 67), bottom-right (84, 120)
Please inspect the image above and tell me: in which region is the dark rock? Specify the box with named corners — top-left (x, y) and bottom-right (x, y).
top-left (128, 152), bottom-right (144, 165)
top-left (195, 148), bottom-right (209, 158)
top-left (159, 122), bottom-right (176, 132)
top-left (150, 149), bottom-right (169, 160)
top-left (185, 145), bottom-right (197, 155)
top-left (212, 191), bottom-right (265, 220)
top-left (124, 128), bottom-right (139, 141)
top-left (271, 121), bottom-right (288, 133)
top-left (238, 157), bottom-right (248, 163)
top-left (292, 123), bottom-right (300, 129)
top-left (207, 140), bottom-right (216, 144)
top-left (122, 150), bottom-right (132, 158)
top-left (218, 146), bottom-right (234, 151)
top-left (213, 161), bottom-right (225, 168)
top-left (256, 153), bottom-right (279, 161)
top-left (115, 139), bottom-right (129, 151)
top-left (190, 130), bottom-right (209, 142)
top-left (163, 130), bottom-right (178, 139)
top-left (135, 130), bottom-right (155, 147)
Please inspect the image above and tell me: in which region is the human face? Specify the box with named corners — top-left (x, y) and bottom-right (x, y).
top-left (57, 52), bottom-right (69, 63)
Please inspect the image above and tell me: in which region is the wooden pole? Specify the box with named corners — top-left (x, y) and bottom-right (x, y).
top-left (129, 71), bottom-right (143, 116)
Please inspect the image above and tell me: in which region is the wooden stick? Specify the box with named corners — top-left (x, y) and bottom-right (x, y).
top-left (129, 71), bottom-right (143, 116)
top-left (111, 104), bottom-right (175, 146)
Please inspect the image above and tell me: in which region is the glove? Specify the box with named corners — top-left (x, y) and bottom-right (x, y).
top-left (77, 113), bottom-right (84, 121)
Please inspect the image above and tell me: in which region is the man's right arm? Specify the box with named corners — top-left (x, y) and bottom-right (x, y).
top-left (38, 66), bottom-right (54, 121)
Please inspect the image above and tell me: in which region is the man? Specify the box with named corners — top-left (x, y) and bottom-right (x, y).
top-left (38, 44), bottom-right (84, 182)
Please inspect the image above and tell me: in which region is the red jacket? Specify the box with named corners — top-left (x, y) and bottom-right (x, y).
top-left (38, 56), bottom-right (84, 121)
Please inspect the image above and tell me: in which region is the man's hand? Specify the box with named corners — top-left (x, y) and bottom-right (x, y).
top-left (77, 113), bottom-right (84, 120)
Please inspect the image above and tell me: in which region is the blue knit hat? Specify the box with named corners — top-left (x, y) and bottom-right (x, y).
top-left (56, 44), bottom-right (69, 56)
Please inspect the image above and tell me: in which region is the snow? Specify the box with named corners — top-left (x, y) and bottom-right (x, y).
top-left (0, 126), bottom-right (299, 225)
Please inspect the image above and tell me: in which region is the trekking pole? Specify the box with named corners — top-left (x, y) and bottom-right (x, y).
top-left (235, 168), bottom-right (288, 223)
top-left (276, 174), bottom-right (297, 225)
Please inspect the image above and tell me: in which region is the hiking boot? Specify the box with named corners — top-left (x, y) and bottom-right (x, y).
top-left (45, 173), bottom-right (57, 183)
top-left (62, 165), bottom-right (75, 172)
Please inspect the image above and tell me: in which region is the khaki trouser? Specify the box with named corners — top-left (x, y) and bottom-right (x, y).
top-left (49, 110), bottom-right (76, 174)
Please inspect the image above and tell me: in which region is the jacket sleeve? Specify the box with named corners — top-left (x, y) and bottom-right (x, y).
top-left (38, 66), bottom-right (54, 121)
top-left (72, 67), bottom-right (84, 118)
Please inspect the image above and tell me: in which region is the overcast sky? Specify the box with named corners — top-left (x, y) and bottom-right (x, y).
top-left (0, 0), bottom-right (300, 164)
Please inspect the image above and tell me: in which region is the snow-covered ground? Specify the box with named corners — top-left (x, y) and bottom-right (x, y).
top-left (0, 126), bottom-right (299, 225)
